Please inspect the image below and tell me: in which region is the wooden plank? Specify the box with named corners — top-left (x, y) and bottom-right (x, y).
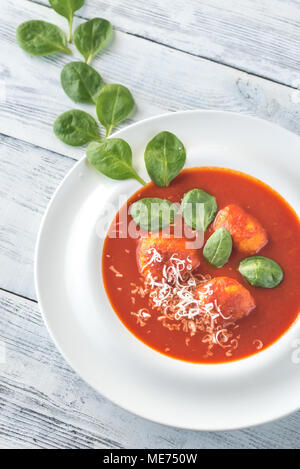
top-left (0, 287), bottom-right (300, 449)
top-left (2, 0), bottom-right (300, 161)
top-left (34, 0), bottom-right (300, 88)
top-left (0, 134), bottom-right (75, 300)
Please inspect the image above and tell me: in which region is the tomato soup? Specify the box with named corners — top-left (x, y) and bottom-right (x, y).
top-left (102, 167), bottom-right (300, 364)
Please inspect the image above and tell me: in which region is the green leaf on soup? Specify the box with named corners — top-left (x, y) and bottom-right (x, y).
top-left (181, 188), bottom-right (217, 232)
top-left (239, 256), bottom-right (283, 288)
top-left (144, 131), bottom-right (186, 187)
top-left (130, 198), bottom-right (178, 231)
top-left (203, 228), bottom-right (232, 267)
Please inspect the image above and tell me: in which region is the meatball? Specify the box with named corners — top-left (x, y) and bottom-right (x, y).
top-left (213, 204), bottom-right (267, 254)
top-left (137, 234), bottom-right (200, 279)
top-left (196, 276), bottom-right (255, 324)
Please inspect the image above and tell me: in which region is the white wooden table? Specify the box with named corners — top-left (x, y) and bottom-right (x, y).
top-left (1, 0), bottom-right (300, 449)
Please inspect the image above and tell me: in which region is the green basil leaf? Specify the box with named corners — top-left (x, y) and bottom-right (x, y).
top-left (96, 84), bottom-right (134, 137)
top-left (61, 62), bottom-right (105, 104)
top-left (54, 110), bottom-right (101, 146)
top-left (239, 256), bottom-right (283, 288)
top-left (203, 228), bottom-right (232, 268)
top-left (144, 131), bottom-right (186, 187)
top-left (87, 139), bottom-right (146, 185)
top-left (73, 18), bottom-right (113, 64)
top-left (181, 189), bottom-right (217, 232)
top-left (130, 198), bottom-right (178, 231)
top-left (49, 0), bottom-right (84, 41)
top-left (16, 20), bottom-right (72, 56)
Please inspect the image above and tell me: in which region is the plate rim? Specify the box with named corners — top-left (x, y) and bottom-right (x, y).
top-left (34, 109), bottom-right (300, 431)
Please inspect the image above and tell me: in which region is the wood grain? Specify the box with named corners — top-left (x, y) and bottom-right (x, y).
top-left (0, 134), bottom-right (75, 300)
top-left (33, 0), bottom-right (300, 88)
top-left (1, 288), bottom-right (300, 449)
top-left (1, 0), bottom-right (300, 161)
top-left (1, 0), bottom-right (300, 449)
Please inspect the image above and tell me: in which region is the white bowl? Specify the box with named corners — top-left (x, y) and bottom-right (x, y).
top-left (35, 110), bottom-right (300, 430)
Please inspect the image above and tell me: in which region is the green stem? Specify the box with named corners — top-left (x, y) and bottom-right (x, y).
top-left (63, 46), bottom-right (73, 54)
top-left (133, 172), bottom-right (147, 186)
top-left (68, 16), bottom-right (73, 43)
top-left (105, 126), bottom-right (113, 138)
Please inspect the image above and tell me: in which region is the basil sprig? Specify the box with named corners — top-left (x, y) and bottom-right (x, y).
top-left (87, 139), bottom-right (146, 185)
top-left (144, 131), bottom-right (186, 187)
top-left (239, 256), bottom-right (283, 288)
top-left (16, 9), bottom-right (190, 189)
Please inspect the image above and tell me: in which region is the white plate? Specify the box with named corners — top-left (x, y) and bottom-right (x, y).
top-left (35, 111), bottom-right (300, 431)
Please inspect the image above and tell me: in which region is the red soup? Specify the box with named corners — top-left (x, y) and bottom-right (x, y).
top-left (102, 167), bottom-right (300, 364)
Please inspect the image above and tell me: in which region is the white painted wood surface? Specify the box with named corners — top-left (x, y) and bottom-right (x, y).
top-left (35, 0), bottom-right (300, 88)
top-left (0, 0), bottom-right (300, 448)
top-left (2, 0), bottom-right (300, 160)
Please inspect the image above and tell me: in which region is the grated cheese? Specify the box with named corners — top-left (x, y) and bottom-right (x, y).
top-left (109, 265), bottom-right (123, 277)
top-left (130, 248), bottom-right (242, 356)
